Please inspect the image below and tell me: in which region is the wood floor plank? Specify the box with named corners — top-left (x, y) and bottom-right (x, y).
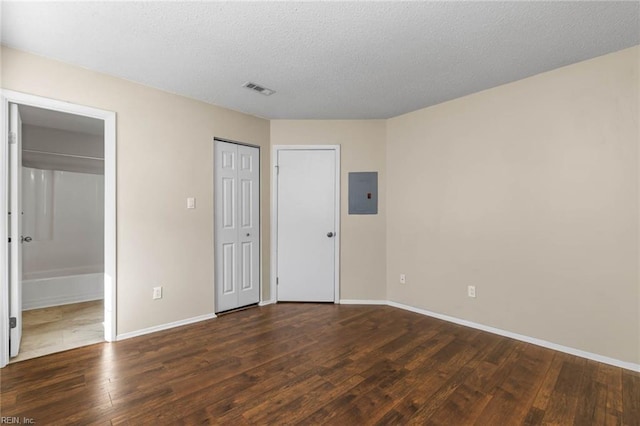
top-left (540, 356), bottom-right (586, 425)
top-left (426, 383), bottom-right (493, 425)
top-left (591, 381), bottom-right (611, 426)
top-left (523, 406), bottom-right (546, 426)
top-left (265, 375), bottom-right (365, 425)
top-left (474, 344), bottom-right (554, 425)
top-left (0, 303), bottom-right (638, 425)
top-left (622, 369), bottom-right (640, 426)
top-left (529, 351), bottom-right (566, 412)
top-left (408, 365), bottom-right (477, 423)
top-left (600, 362), bottom-right (625, 424)
top-left (573, 360), bottom-right (602, 425)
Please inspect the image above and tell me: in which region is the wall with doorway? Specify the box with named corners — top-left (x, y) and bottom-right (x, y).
top-left (2, 46), bottom-right (271, 335)
top-left (2, 44), bottom-right (638, 368)
top-left (270, 120), bottom-right (387, 301)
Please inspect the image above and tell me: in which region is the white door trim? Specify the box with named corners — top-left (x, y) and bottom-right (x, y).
top-left (0, 90), bottom-right (117, 368)
top-left (270, 145), bottom-right (341, 304)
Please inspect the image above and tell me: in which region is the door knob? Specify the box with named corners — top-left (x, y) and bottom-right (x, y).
top-left (327, 232), bottom-right (334, 238)
top-left (21, 236), bottom-right (32, 243)
top-left (246, 233), bottom-right (250, 237)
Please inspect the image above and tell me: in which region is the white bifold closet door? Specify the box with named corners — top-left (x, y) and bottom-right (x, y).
top-left (214, 141), bottom-right (260, 313)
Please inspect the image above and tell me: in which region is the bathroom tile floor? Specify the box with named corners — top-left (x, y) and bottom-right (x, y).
top-left (11, 300), bottom-right (104, 363)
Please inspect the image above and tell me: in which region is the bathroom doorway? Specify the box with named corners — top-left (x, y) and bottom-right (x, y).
top-left (1, 91), bottom-right (116, 366)
top-left (14, 105), bottom-right (105, 362)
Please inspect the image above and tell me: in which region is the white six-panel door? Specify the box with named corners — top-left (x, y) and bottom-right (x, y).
top-left (276, 149), bottom-right (337, 302)
top-left (214, 141), bottom-right (260, 313)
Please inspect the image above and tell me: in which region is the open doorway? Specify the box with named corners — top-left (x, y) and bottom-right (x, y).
top-left (13, 105), bottom-right (105, 362)
top-left (1, 91), bottom-right (116, 367)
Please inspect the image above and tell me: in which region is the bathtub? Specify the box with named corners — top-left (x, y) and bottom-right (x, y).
top-left (22, 267), bottom-right (104, 311)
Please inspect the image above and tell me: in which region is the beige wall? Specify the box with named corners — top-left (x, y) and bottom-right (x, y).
top-left (386, 46), bottom-right (639, 364)
top-left (271, 120), bottom-right (387, 300)
top-left (1, 46), bottom-right (271, 334)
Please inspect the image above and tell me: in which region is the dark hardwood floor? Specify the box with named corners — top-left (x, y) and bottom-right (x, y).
top-left (1, 303), bottom-right (638, 425)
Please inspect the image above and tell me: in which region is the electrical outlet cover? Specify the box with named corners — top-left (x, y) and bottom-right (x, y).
top-left (467, 285), bottom-right (476, 298)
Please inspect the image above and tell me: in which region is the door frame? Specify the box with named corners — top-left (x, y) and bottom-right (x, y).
top-left (213, 137), bottom-right (262, 312)
top-left (270, 145), bottom-right (341, 304)
top-left (0, 90), bottom-right (117, 367)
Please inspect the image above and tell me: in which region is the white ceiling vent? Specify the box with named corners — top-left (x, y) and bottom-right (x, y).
top-left (242, 82), bottom-right (275, 96)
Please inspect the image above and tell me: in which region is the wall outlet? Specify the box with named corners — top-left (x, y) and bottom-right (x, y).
top-left (400, 274), bottom-right (406, 284)
top-left (153, 286), bottom-right (163, 300)
top-left (467, 285), bottom-right (476, 298)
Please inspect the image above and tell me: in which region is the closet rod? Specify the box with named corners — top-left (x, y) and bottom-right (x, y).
top-left (23, 149), bottom-right (104, 161)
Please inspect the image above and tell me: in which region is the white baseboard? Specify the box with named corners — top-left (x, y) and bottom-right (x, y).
top-left (259, 299), bottom-right (276, 306)
top-left (340, 299), bottom-right (388, 305)
top-left (116, 313), bottom-right (217, 341)
top-left (387, 300), bottom-right (640, 373)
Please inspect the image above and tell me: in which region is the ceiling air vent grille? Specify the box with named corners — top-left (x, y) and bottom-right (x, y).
top-left (242, 82), bottom-right (275, 96)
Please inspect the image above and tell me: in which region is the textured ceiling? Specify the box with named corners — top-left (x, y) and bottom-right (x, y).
top-left (2, 2), bottom-right (639, 120)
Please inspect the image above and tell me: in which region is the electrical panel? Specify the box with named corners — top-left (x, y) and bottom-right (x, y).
top-left (348, 172), bottom-right (378, 215)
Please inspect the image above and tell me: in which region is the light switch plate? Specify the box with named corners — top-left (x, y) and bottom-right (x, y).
top-left (153, 286), bottom-right (163, 300)
top-left (187, 197), bottom-right (196, 209)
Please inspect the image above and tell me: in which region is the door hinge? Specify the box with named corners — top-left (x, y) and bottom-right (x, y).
top-left (8, 237), bottom-right (11, 243)
top-left (9, 132), bottom-right (17, 145)
top-left (275, 165), bottom-right (279, 175)
top-left (9, 317), bottom-right (16, 329)
top-left (276, 277), bottom-right (279, 285)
